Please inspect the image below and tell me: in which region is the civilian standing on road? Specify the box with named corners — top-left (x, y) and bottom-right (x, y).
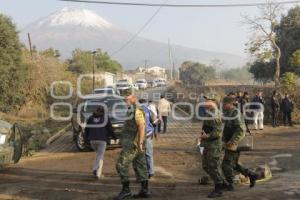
top-left (200, 92), bottom-right (228, 198)
top-left (85, 106), bottom-right (117, 179)
top-left (240, 92), bottom-right (251, 133)
top-left (281, 94), bottom-right (294, 126)
top-left (158, 95), bottom-right (171, 133)
top-left (222, 97), bottom-right (259, 191)
top-left (251, 91), bottom-right (265, 130)
top-left (114, 95), bottom-right (149, 200)
top-left (271, 91), bottom-right (280, 127)
top-left (139, 99), bottom-right (156, 179)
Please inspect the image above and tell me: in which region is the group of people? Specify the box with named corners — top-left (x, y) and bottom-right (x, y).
top-left (226, 90), bottom-right (294, 131)
top-left (84, 94), bottom-right (171, 200)
top-left (200, 92), bottom-right (259, 198)
top-left (84, 90), bottom-right (295, 199)
top-left (270, 91), bottom-right (294, 127)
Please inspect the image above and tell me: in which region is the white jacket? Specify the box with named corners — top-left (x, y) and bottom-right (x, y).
top-left (158, 98), bottom-right (171, 117)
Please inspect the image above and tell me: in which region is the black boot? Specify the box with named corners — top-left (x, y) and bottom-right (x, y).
top-left (249, 172), bottom-right (259, 188)
top-left (133, 180), bottom-right (150, 199)
top-left (114, 181), bottom-right (132, 200)
top-left (221, 182), bottom-right (234, 192)
top-left (208, 184), bottom-right (223, 198)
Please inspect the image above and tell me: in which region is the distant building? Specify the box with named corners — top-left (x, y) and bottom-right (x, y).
top-left (95, 72), bottom-right (116, 86)
top-left (147, 66), bottom-right (166, 76)
top-left (136, 66), bottom-right (167, 78)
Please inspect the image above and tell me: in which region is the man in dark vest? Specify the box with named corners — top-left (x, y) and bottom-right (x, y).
top-left (271, 91), bottom-right (280, 127)
top-left (114, 95), bottom-right (149, 200)
top-left (281, 93), bottom-right (294, 126)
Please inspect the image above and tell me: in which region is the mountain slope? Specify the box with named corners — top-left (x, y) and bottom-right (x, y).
top-left (20, 7), bottom-right (246, 69)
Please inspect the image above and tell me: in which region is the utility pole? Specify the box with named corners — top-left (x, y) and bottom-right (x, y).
top-left (172, 61), bottom-right (176, 81)
top-left (144, 59), bottom-right (148, 80)
top-left (27, 33), bottom-right (33, 59)
top-left (168, 38), bottom-right (174, 80)
top-left (91, 51), bottom-right (97, 93)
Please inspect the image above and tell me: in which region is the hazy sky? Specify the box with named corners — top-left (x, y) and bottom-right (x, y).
top-left (0, 0), bottom-right (297, 57)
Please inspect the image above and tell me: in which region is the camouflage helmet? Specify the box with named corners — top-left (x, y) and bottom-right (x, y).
top-left (204, 91), bottom-right (221, 102)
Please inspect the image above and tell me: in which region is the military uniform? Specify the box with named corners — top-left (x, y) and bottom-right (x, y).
top-left (222, 98), bottom-right (258, 188)
top-left (201, 92), bottom-right (227, 198)
top-left (201, 107), bottom-right (226, 186)
top-left (116, 105), bottom-right (148, 183)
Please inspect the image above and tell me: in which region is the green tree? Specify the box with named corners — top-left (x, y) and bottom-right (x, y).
top-left (281, 72), bottom-right (298, 92)
top-left (244, 0), bottom-right (282, 88)
top-left (41, 48), bottom-right (61, 58)
top-left (221, 65), bottom-right (252, 82)
top-left (0, 14), bottom-right (26, 111)
top-left (68, 49), bottom-right (122, 74)
top-left (277, 6), bottom-right (300, 75)
top-left (249, 61), bottom-right (275, 84)
top-left (179, 61), bottom-right (216, 85)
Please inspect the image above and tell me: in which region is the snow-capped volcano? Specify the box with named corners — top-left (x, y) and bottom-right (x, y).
top-left (35, 7), bottom-right (112, 29)
top-left (21, 8), bottom-right (245, 68)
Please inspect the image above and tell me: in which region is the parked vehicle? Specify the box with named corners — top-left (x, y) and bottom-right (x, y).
top-left (94, 87), bottom-right (120, 95)
top-left (155, 79), bottom-right (167, 87)
top-left (135, 79), bottom-right (148, 89)
top-left (116, 83), bottom-right (130, 90)
top-left (147, 80), bottom-right (157, 88)
top-left (0, 120), bottom-right (23, 167)
top-left (71, 94), bottom-right (127, 151)
top-left (131, 83), bottom-right (139, 90)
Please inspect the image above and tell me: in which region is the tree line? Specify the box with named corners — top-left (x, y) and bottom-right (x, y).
top-left (246, 3), bottom-right (300, 87)
top-left (0, 14), bottom-right (122, 113)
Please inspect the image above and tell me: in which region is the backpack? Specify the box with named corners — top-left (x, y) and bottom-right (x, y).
top-left (143, 106), bottom-right (155, 137)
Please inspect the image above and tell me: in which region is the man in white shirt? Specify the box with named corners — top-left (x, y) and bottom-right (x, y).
top-left (158, 95), bottom-right (171, 133)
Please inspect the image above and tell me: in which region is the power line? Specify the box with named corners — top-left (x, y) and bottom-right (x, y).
top-left (110, 0), bottom-right (168, 56)
top-left (59, 0), bottom-right (300, 7)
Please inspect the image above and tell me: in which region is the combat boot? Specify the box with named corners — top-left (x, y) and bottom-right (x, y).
top-left (133, 180), bottom-right (150, 198)
top-left (208, 184), bottom-right (223, 198)
top-left (249, 172), bottom-right (259, 188)
top-left (114, 181), bottom-right (132, 200)
top-left (221, 182), bottom-right (234, 192)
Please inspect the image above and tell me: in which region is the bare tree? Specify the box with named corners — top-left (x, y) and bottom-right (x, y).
top-left (244, 0), bottom-right (282, 88)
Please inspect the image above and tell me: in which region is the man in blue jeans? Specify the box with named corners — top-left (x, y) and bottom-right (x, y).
top-left (139, 99), bottom-right (155, 179)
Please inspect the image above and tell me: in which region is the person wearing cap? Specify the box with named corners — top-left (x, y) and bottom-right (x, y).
top-left (114, 95), bottom-right (149, 200)
top-left (200, 92), bottom-right (227, 198)
top-left (222, 96), bottom-right (259, 191)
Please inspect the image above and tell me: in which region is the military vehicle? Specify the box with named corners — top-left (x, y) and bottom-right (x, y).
top-left (0, 120), bottom-right (23, 168)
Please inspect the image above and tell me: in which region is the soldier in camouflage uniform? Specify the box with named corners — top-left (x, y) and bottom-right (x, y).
top-left (222, 96), bottom-right (259, 191)
top-left (200, 92), bottom-right (227, 198)
top-left (114, 95), bottom-right (149, 200)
